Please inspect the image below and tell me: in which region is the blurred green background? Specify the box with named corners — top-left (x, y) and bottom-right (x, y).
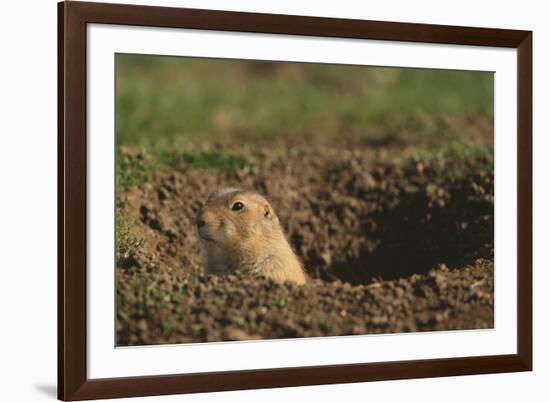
top-left (115, 54), bottom-right (493, 192)
top-left (116, 54), bottom-right (493, 148)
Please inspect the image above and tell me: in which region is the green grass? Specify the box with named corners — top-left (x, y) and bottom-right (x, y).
top-left (116, 212), bottom-right (144, 262)
top-left (117, 150), bottom-right (152, 193)
top-left (153, 148), bottom-right (253, 172)
top-left (116, 145), bottom-right (264, 192)
top-left (116, 54), bottom-right (494, 148)
top-left (411, 142), bottom-right (494, 173)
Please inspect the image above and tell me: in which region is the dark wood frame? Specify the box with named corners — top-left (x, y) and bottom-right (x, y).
top-left (58, 1), bottom-right (532, 400)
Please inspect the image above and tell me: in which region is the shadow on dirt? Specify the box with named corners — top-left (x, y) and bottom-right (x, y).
top-left (323, 185), bottom-right (493, 285)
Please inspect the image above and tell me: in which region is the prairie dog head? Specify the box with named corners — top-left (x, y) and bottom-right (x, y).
top-left (196, 188), bottom-right (306, 284)
top-left (195, 188), bottom-right (280, 251)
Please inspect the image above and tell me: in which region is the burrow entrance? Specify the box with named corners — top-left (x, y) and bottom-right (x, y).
top-left (288, 171), bottom-right (494, 285)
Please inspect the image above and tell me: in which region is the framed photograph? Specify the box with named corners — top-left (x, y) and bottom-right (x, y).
top-left (58, 1), bottom-right (532, 400)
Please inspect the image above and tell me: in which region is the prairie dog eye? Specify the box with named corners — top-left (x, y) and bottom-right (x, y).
top-left (231, 201), bottom-right (244, 211)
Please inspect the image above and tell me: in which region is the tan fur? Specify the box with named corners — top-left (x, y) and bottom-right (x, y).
top-left (196, 188), bottom-right (307, 285)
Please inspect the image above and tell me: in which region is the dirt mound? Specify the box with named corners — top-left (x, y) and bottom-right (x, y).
top-left (117, 260), bottom-right (493, 345)
top-left (116, 145), bottom-right (494, 345)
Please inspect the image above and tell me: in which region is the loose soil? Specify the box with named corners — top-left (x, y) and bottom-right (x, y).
top-left (116, 144), bottom-right (494, 345)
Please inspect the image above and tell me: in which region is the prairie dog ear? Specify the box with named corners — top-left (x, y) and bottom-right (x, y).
top-left (262, 202), bottom-right (274, 221)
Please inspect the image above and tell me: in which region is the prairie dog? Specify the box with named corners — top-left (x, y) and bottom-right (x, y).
top-left (196, 188), bottom-right (307, 285)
